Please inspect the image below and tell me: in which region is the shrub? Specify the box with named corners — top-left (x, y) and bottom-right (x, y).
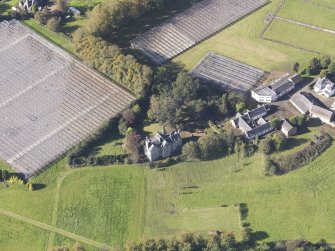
top-left (259, 136), bottom-right (273, 155)
top-left (47, 17), bottom-right (61, 32)
top-left (321, 55), bottom-right (331, 69)
top-left (35, 8), bottom-right (50, 25)
top-left (263, 156), bottom-right (276, 176)
top-left (306, 57), bottom-right (321, 75)
top-left (182, 141), bottom-right (201, 160)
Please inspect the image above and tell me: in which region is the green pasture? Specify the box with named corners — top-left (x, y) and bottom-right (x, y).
top-left (278, 0), bottom-right (335, 31)
top-left (144, 144), bottom-right (335, 242)
top-left (264, 19), bottom-right (335, 56)
top-left (311, 0), bottom-right (335, 8)
top-left (0, 215), bottom-right (49, 251)
top-left (55, 167), bottom-right (146, 248)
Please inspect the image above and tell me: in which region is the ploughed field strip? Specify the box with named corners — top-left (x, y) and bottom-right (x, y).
top-left (191, 53), bottom-right (265, 92)
top-left (0, 20), bottom-right (135, 177)
top-left (130, 0), bottom-right (267, 64)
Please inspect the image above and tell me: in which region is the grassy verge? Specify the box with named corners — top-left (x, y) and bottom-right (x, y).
top-left (22, 19), bottom-right (75, 54)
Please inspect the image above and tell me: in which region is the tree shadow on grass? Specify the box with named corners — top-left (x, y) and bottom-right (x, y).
top-left (252, 231), bottom-right (269, 242)
top-left (60, 24), bottom-right (81, 34)
top-left (283, 138), bottom-right (309, 151)
top-left (33, 183), bottom-right (47, 190)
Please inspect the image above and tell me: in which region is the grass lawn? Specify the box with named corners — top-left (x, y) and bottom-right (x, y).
top-left (55, 166), bottom-right (146, 248)
top-left (143, 123), bottom-right (162, 136)
top-left (264, 19), bottom-right (335, 56)
top-left (90, 135), bottom-right (125, 156)
top-left (278, 0), bottom-right (335, 31)
top-left (173, 0), bottom-right (314, 73)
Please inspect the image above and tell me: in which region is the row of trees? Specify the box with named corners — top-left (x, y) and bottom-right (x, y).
top-left (88, 0), bottom-right (171, 37)
top-left (126, 232), bottom-right (333, 251)
top-left (73, 28), bottom-right (152, 95)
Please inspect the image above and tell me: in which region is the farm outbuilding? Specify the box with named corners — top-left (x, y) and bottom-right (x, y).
top-left (0, 20), bottom-right (135, 177)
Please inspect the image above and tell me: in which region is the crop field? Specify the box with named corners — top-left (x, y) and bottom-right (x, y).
top-left (0, 20), bottom-right (135, 177)
top-left (191, 53), bottom-right (265, 92)
top-left (131, 0), bottom-right (267, 64)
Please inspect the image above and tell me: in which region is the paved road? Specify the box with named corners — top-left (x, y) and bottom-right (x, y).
top-left (0, 208), bottom-right (112, 250)
top-left (275, 16), bottom-right (335, 35)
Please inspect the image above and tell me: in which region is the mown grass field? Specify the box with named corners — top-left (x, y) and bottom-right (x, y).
top-left (55, 167), bottom-right (146, 248)
top-left (0, 214), bottom-right (49, 251)
top-left (264, 19), bottom-right (335, 56)
top-left (312, 0), bottom-right (335, 8)
top-left (144, 143), bottom-right (335, 242)
top-left (278, 0), bottom-right (335, 30)
top-left (260, 0), bottom-right (335, 60)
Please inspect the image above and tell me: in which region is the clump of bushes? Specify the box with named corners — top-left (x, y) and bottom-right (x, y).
top-left (0, 170), bottom-right (35, 191)
top-left (272, 132), bottom-right (332, 174)
top-left (147, 156), bottom-right (182, 169)
top-left (182, 129), bottom-right (255, 161)
top-left (258, 132), bottom-right (286, 155)
top-left (71, 154), bottom-right (128, 168)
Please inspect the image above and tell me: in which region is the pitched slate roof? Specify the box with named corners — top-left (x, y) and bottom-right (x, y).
top-left (290, 92), bottom-right (313, 114)
top-left (246, 105), bottom-right (267, 120)
top-left (246, 122), bottom-right (272, 139)
top-left (271, 78), bottom-right (295, 94)
top-left (289, 74), bottom-right (303, 85)
top-left (310, 105), bottom-right (334, 121)
top-left (281, 119), bottom-right (294, 132)
top-left (252, 85), bottom-right (276, 96)
top-left (238, 118), bottom-right (252, 132)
